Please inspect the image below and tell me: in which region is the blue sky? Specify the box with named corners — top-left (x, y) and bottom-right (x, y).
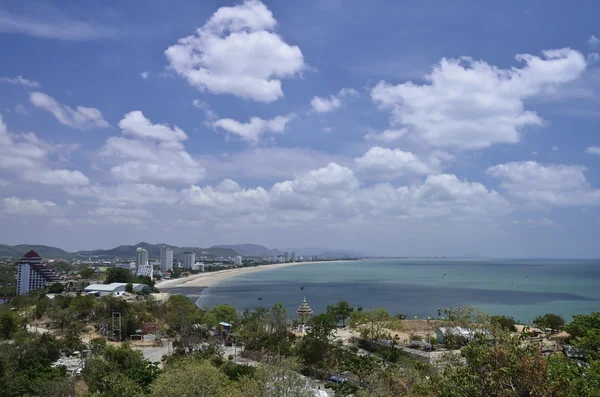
top-left (0, 0), bottom-right (599, 257)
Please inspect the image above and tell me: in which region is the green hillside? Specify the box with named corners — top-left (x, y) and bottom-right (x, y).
top-left (0, 244), bottom-right (73, 259)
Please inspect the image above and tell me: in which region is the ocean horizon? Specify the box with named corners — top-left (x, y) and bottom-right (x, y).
top-left (165, 258), bottom-right (600, 323)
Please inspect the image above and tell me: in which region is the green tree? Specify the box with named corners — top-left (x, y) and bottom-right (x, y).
top-left (150, 358), bottom-right (234, 397)
top-left (211, 304), bottom-right (239, 327)
top-left (125, 283), bottom-right (134, 293)
top-left (533, 313), bottom-right (565, 332)
top-left (105, 267), bottom-right (134, 284)
top-left (47, 283), bottom-right (65, 294)
top-left (491, 315), bottom-right (517, 332)
top-left (294, 313), bottom-right (337, 371)
top-left (326, 300), bottom-right (353, 327)
top-left (348, 308), bottom-right (396, 340)
top-left (0, 310), bottom-right (20, 339)
top-left (78, 266), bottom-right (96, 279)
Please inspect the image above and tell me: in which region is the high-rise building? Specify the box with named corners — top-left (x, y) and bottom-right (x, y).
top-left (183, 252), bottom-right (196, 270)
top-left (233, 256), bottom-right (243, 267)
top-left (284, 251), bottom-right (290, 262)
top-left (17, 250), bottom-right (59, 295)
top-left (136, 247), bottom-right (148, 273)
top-left (291, 251), bottom-right (297, 262)
top-left (136, 261), bottom-right (153, 278)
top-left (160, 246), bottom-right (173, 271)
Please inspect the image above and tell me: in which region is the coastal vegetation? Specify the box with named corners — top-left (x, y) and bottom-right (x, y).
top-left (2, 289), bottom-right (600, 396)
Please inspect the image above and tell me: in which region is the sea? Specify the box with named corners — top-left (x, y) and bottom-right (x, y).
top-left (165, 258), bottom-right (600, 323)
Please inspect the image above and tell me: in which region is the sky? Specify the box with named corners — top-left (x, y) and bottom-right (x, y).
top-left (0, 0), bottom-right (599, 257)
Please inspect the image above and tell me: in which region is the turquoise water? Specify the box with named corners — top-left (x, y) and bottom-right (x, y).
top-left (178, 259), bottom-right (600, 322)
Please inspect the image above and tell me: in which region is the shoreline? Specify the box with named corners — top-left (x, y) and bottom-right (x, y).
top-left (156, 260), bottom-right (350, 290)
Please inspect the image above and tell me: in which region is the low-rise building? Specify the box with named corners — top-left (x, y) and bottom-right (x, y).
top-left (66, 279), bottom-right (92, 293)
top-left (84, 282), bottom-right (151, 296)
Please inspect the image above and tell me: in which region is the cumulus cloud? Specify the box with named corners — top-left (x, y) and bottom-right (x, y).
top-left (0, 75), bottom-right (40, 87)
top-left (487, 161), bottom-right (600, 207)
top-left (2, 197), bottom-right (56, 215)
top-left (213, 114), bottom-right (294, 143)
top-left (100, 112), bottom-right (204, 185)
top-left (354, 147), bottom-right (451, 178)
top-left (365, 129), bottom-right (407, 143)
top-left (589, 35), bottom-right (600, 48)
top-left (68, 183), bottom-right (179, 206)
top-left (588, 53), bottom-right (600, 63)
top-left (310, 87), bottom-right (359, 113)
top-left (192, 99), bottom-right (218, 121)
top-left (586, 146), bottom-right (600, 155)
top-left (372, 48), bottom-right (586, 149)
top-left (139, 71), bottom-right (150, 79)
top-left (0, 113), bottom-right (89, 186)
top-left (29, 92), bottom-right (109, 130)
top-left (165, 0), bottom-right (304, 102)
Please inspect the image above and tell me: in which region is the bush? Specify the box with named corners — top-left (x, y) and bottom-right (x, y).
top-left (429, 336), bottom-right (438, 345)
top-left (533, 313), bottom-right (565, 331)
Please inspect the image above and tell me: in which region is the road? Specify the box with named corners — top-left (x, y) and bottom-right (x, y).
top-left (132, 339), bottom-right (173, 363)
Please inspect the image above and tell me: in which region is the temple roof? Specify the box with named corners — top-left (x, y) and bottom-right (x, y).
top-left (296, 296), bottom-right (313, 314)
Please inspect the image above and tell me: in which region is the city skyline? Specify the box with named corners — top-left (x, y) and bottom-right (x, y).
top-left (0, 1), bottom-right (600, 257)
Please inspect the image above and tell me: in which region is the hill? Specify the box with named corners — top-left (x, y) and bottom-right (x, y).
top-left (0, 244), bottom-right (73, 259)
top-left (210, 244), bottom-right (282, 257)
top-left (76, 242), bottom-right (238, 259)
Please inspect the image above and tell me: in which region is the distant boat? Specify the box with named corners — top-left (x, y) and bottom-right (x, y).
top-left (258, 297), bottom-right (262, 300)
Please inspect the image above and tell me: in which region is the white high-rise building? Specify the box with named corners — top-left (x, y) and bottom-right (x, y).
top-left (284, 251), bottom-right (290, 262)
top-left (16, 250), bottom-right (59, 295)
top-left (183, 252), bottom-right (196, 270)
top-left (136, 261), bottom-right (153, 279)
top-left (291, 251), bottom-right (297, 262)
top-left (233, 256), bottom-right (243, 267)
top-left (136, 247), bottom-right (148, 273)
top-left (160, 246), bottom-right (173, 271)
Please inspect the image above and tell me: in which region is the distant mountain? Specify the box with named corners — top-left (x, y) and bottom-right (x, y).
top-left (210, 244), bottom-right (282, 257)
top-left (77, 242), bottom-right (238, 259)
top-left (0, 244), bottom-right (73, 259)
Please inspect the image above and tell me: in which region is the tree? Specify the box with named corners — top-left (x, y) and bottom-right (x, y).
top-left (0, 310), bottom-right (20, 339)
top-left (294, 313), bottom-right (337, 371)
top-left (491, 315), bottom-right (517, 332)
top-left (105, 267), bottom-right (134, 284)
top-left (78, 267), bottom-right (95, 279)
top-left (211, 304), bottom-right (238, 327)
top-left (533, 313), bottom-right (565, 332)
top-left (326, 300), bottom-right (353, 327)
top-left (237, 359), bottom-right (314, 397)
top-left (47, 283), bottom-right (65, 294)
top-left (150, 358), bottom-right (234, 397)
top-left (125, 283), bottom-right (134, 293)
top-left (349, 308), bottom-right (396, 340)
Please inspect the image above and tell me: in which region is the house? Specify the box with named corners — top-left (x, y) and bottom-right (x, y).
top-left (66, 279), bottom-right (92, 293)
top-left (94, 267), bottom-right (108, 276)
top-left (0, 296), bottom-right (12, 304)
top-left (435, 327), bottom-right (473, 344)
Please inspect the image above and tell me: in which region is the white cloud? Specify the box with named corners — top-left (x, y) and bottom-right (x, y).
top-left (588, 53), bottom-right (600, 63)
top-left (0, 113), bottom-right (89, 186)
top-left (29, 92), bottom-right (109, 130)
top-left (586, 146), bottom-right (600, 155)
top-left (139, 71), bottom-right (150, 79)
top-left (589, 35), bottom-right (600, 48)
top-left (68, 184), bottom-right (179, 206)
top-left (310, 95), bottom-right (341, 113)
top-left (213, 114), bottom-right (294, 143)
top-left (323, 127), bottom-right (332, 133)
top-left (192, 99), bottom-right (218, 121)
top-left (512, 217), bottom-right (556, 227)
top-left (14, 104), bottom-right (28, 115)
top-left (365, 129), bottom-right (407, 142)
top-left (552, 145), bottom-right (559, 151)
top-left (0, 8), bottom-right (117, 40)
top-left (100, 112), bottom-right (205, 185)
top-left (2, 197), bottom-right (56, 215)
top-left (372, 48), bottom-right (586, 149)
top-left (310, 87), bottom-right (359, 113)
top-left (0, 75), bottom-right (40, 87)
top-left (487, 161), bottom-right (600, 207)
top-left (354, 147), bottom-right (449, 178)
top-left (165, 0), bottom-right (304, 102)
top-left (118, 110), bottom-right (188, 142)
top-left (22, 169), bottom-right (89, 186)
top-left (0, 180), bottom-right (10, 186)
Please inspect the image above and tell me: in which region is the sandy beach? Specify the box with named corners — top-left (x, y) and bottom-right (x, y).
top-left (156, 260), bottom-right (345, 290)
